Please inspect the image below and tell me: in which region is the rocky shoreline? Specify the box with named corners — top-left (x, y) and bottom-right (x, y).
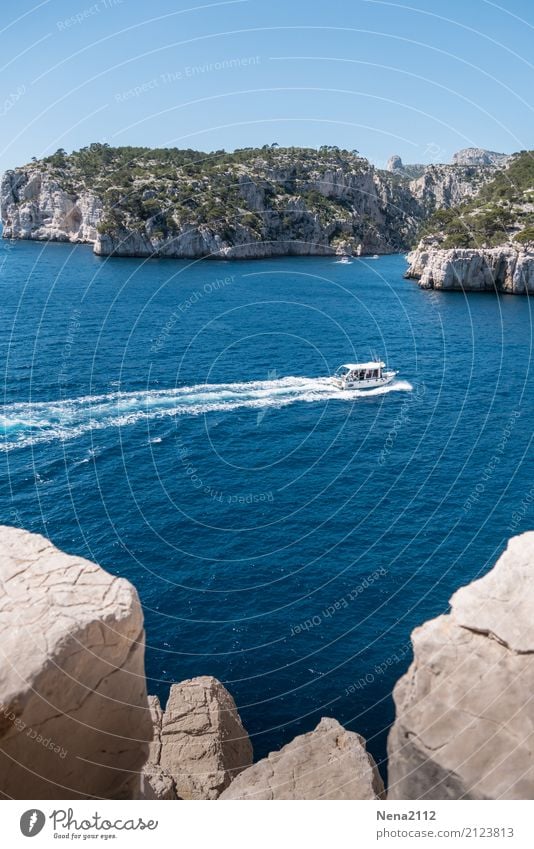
top-left (1, 524), bottom-right (533, 800)
top-left (0, 145), bottom-right (502, 260)
top-left (405, 244), bottom-right (534, 294)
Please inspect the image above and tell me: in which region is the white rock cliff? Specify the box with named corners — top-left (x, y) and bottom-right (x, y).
top-left (405, 245), bottom-right (534, 294)
top-left (0, 525), bottom-right (152, 799)
top-left (158, 677), bottom-right (253, 799)
top-left (1, 148), bottom-right (502, 259)
top-left (388, 533), bottom-right (534, 800)
top-left (221, 717), bottom-right (385, 800)
top-left (1, 171), bottom-right (102, 243)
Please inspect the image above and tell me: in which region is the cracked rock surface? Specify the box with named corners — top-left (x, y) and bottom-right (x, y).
top-left (387, 533), bottom-right (534, 799)
top-left (158, 676), bottom-right (253, 799)
top-left (0, 526), bottom-right (152, 799)
top-left (137, 696), bottom-right (178, 799)
top-left (220, 716), bottom-right (385, 799)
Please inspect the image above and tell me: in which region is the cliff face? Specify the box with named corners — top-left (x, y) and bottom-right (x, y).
top-left (0, 144), bottom-right (502, 259)
top-left (2, 524), bottom-right (533, 799)
top-left (388, 533), bottom-right (534, 800)
top-left (1, 159), bottom-right (418, 258)
top-left (0, 525), bottom-right (152, 800)
top-left (1, 170), bottom-right (103, 243)
top-left (220, 717), bottom-right (385, 800)
top-left (405, 245), bottom-right (534, 294)
top-left (408, 164), bottom-right (497, 213)
top-left (403, 150), bottom-right (534, 292)
top-left (451, 147), bottom-right (511, 167)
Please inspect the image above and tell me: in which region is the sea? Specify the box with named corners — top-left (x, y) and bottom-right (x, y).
top-left (1, 237), bottom-right (532, 775)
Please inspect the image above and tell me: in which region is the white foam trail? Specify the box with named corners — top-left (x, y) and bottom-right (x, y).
top-left (0, 377), bottom-right (413, 451)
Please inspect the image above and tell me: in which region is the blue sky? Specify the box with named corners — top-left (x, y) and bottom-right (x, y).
top-left (1, 0), bottom-right (533, 172)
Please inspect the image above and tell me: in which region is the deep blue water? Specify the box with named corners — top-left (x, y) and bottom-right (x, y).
top-left (1, 238), bottom-right (533, 776)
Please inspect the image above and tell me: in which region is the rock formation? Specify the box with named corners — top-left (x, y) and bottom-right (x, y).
top-left (158, 676), bottom-right (253, 799)
top-left (404, 245), bottom-right (534, 294)
top-left (138, 696), bottom-right (178, 800)
top-left (0, 150), bottom-right (417, 258)
top-left (388, 532), bottom-right (534, 800)
top-left (386, 155), bottom-right (404, 172)
top-left (1, 144), bottom-right (506, 260)
top-left (139, 764), bottom-right (177, 800)
top-left (3, 521), bottom-right (532, 802)
top-left (408, 164), bottom-right (497, 212)
top-left (220, 717), bottom-right (384, 800)
top-left (385, 155), bottom-right (427, 180)
top-left (452, 147), bottom-right (510, 167)
top-left (0, 525), bottom-right (152, 799)
top-left (1, 170), bottom-right (103, 243)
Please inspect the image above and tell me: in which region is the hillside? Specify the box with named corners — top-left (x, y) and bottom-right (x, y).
top-left (0, 143), bottom-right (504, 260)
top-left (404, 152), bottom-right (534, 294)
top-left (415, 151), bottom-right (534, 249)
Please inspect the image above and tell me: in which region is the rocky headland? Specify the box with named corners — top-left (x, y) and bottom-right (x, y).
top-left (405, 150), bottom-right (534, 294)
top-left (0, 144), bottom-right (505, 260)
top-left (404, 245), bottom-right (534, 294)
top-left (1, 524), bottom-right (533, 800)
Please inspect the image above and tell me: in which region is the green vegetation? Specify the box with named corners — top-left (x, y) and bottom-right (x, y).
top-left (514, 226), bottom-right (534, 244)
top-left (29, 142), bottom-right (409, 248)
top-left (417, 151), bottom-right (534, 248)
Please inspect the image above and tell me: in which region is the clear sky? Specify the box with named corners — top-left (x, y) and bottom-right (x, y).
top-left (1, 0), bottom-right (533, 173)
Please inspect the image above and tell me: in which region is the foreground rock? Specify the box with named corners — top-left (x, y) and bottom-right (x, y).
top-left (388, 533), bottom-right (534, 800)
top-left (139, 763), bottom-right (177, 800)
top-left (0, 526), bottom-right (152, 799)
top-left (159, 677), bottom-right (252, 799)
top-left (221, 717), bottom-right (384, 800)
top-left (138, 696), bottom-right (177, 799)
top-left (405, 245), bottom-right (534, 294)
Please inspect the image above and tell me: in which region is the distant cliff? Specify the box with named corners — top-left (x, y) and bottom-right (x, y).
top-left (404, 245), bottom-right (534, 294)
top-left (451, 147), bottom-right (511, 167)
top-left (0, 143), bottom-right (504, 260)
top-left (405, 150), bottom-right (534, 293)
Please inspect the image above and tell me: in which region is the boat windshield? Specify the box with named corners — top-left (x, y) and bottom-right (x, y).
top-left (335, 363), bottom-right (383, 380)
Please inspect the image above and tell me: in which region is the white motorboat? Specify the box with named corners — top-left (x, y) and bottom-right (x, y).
top-left (333, 361), bottom-right (398, 390)
top-left (336, 255), bottom-right (352, 264)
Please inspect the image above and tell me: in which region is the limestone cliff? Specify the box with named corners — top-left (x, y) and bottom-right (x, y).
top-left (0, 143), bottom-right (502, 260)
top-left (404, 244), bottom-right (534, 294)
top-left (388, 533), bottom-right (534, 800)
top-left (1, 170), bottom-right (102, 243)
top-left (404, 150), bottom-right (534, 292)
top-left (220, 717), bottom-right (384, 800)
top-left (452, 147), bottom-right (511, 167)
top-left (2, 524), bottom-right (533, 800)
top-left (0, 525), bottom-right (152, 799)
top-left (408, 163), bottom-right (497, 213)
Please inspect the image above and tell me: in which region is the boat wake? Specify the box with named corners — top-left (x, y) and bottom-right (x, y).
top-left (0, 377), bottom-right (413, 450)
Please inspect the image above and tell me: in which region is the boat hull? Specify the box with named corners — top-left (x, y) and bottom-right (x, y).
top-left (334, 370), bottom-right (397, 390)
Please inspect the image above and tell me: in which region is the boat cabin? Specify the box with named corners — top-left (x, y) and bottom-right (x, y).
top-left (335, 361), bottom-right (385, 382)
